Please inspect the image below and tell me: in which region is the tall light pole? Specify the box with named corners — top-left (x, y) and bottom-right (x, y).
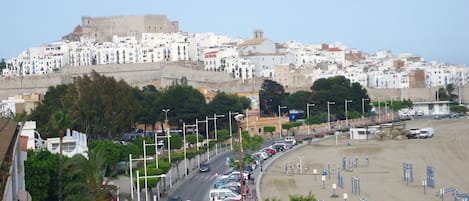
top-left (361, 98), bottom-right (369, 117)
top-left (327, 101), bottom-right (335, 131)
top-left (306, 103), bottom-right (315, 134)
top-left (204, 118), bottom-right (210, 160)
top-left (183, 123), bottom-right (196, 177)
top-left (229, 111), bottom-right (239, 151)
top-left (345, 99), bottom-right (352, 127)
top-left (278, 105), bottom-right (287, 138)
top-left (196, 119), bottom-right (208, 165)
top-left (162, 108), bottom-right (172, 188)
top-left (213, 113), bottom-right (225, 155)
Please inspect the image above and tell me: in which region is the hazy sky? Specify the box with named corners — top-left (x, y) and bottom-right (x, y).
top-left (1, 0), bottom-right (468, 65)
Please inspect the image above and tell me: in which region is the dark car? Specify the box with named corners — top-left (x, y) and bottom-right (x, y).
top-left (199, 162), bottom-right (211, 173)
top-left (168, 195), bottom-right (182, 201)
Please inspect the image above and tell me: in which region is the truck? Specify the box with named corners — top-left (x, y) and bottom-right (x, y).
top-left (419, 127), bottom-right (434, 138)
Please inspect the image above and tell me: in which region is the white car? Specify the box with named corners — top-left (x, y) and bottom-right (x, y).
top-left (220, 170), bottom-right (249, 181)
top-left (284, 136), bottom-right (296, 145)
top-left (209, 188), bottom-right (241, 201)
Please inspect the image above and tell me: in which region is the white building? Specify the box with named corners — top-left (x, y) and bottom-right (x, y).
top-left (368, 70), bottom-right (409, 88)
top-left (224, 56), bottom-right (255, 80)
top-left (46, 129), bottom-right (89, 159)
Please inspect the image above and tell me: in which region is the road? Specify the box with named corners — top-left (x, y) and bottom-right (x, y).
top-left (170, 151), bottom-right (232, 201)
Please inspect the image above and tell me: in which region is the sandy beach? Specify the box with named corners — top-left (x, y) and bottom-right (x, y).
top-left (260, 118), bottom-right (469, 201)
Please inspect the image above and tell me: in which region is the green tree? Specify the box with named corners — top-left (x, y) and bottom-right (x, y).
top-left (159, 85), bottom-right (207, 124)
top-left (64, 149), bottom-right (114, 201)
top-left (284, 90), bottom-right (312, 111)
top-left (310, 76), bottom-right (370, 121)
top-left (446, 84), bottom-right (455, 100)
top-left (29, 84), bottom-right (72, 137)
top-left (25, 150), bottom-right (60, 201)
top-left (259, 80), bottom-right (286, 116)
top-left (263, 126), bottom-right (276, 138)
top-left (436, 87), bottom-right (449, 101)
top-left (72, 71), bottom-right (140, 139)
top-left (88, 140), bottom-right (121, 165)
top-left (163, 134), bottom-right (183, 150)
top-left (451, 105), bottom-right (468, 114)
top-left (185, 134), bottom-right (204, 145)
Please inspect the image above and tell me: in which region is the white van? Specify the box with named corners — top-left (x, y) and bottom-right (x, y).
top-left (419, 128), bottom-right (434, 138)
top-left (209, 188), bottom-right (241, 201)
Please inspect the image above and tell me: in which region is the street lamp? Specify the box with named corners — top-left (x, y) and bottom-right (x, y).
top-left (213, 113), bottom-right (225, 155)
top-left (161, 108), bottom-right (172, 188)
top-left (162, 109), bottom-right (170, 122)
top-left (278, 105), bottom-right (287, 138)
top-left (361, 98), bottom-right (369, 117)
top-left (345, 99), bottom-right (352, 127)
top-left (306, 103), bottom-right (315, 134)
top-left (205, 116), bottom-right (210, 161)
top-left (183, 123), bottom-right (196, 177)
top-left (327, 101), bottom-right (335, 131)
top-left (229, 111), bottom-right (239, 151)
top-left (196, 119), bottom-right (208, 164)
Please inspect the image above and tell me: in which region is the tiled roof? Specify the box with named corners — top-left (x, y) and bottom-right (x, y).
top-left (238, 38), bottom-right (265, 47)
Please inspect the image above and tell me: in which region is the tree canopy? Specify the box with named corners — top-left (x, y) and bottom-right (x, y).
top-left (259, 80), bottom-right (287, 116)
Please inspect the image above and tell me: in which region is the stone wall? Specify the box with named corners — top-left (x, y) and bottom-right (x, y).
top-left (1, 63), bottom-right (468, 104)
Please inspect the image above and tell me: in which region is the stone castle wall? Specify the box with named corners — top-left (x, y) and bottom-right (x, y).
top-left (1, 63), bottom-right (468, 104)
top-left (80, 15), bottom-right (179, 42)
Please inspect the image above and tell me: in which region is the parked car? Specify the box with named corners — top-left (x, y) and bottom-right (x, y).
top-left (168, 195), bottom-right (183, 201)
top-left (199, 162), bottom-right (211, 173)
top-left (263, 147), bottom-right (276, 155)
top-left (209, 188), bottom-right (241, 201)
top-left (214, 177), bottom-right (241, 188)
top-left (407, 128), bottom-right (421, 139)
top-left (284, 136), bottom-right (297, 145)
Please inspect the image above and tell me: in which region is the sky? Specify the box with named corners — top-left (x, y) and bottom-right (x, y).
top-left (1, 0), bottom-right (469, 65)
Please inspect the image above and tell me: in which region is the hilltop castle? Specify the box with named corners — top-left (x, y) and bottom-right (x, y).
top-left (63, 15), bottom-right (179, 42)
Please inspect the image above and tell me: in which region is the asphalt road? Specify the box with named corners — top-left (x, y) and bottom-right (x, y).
top-left (170, 151), bottom-right (232, 201)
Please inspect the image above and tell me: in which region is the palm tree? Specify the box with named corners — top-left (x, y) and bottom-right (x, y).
top-left (64, 148), bottom-right (115, 201)
top-left (51, 110), bottom-right (74, 201)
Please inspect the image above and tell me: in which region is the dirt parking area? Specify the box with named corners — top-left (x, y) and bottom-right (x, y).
top-left (260, 118), bottom-right (469, 201)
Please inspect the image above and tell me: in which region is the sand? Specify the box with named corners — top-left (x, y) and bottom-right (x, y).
top-left (260, 118), bottom-right (469, 201)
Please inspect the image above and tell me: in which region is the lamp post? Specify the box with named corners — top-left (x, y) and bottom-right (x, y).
top-left (361, 98), bottom-right (369, 117)
top-left (196, 119), bottom-right (208, 164)
top-left (229, 111), bottom-right (239, 151)
top-left (161, 108), bottom-right (172, 188)
top-left (205, 116), bottom-right (210, 161)
top-left (214, 113), bottom-right (225, 155)
top-left (327, 101), bottom-right (335, 131)
top-left (306, 103), bottom-right (315, 134)
top-left (345, 99), bottom-right (352, 127)
top-left (278, 105), bottom-right (287, 138)
top-left (195, 119), bottom-right (201, 168)
top-left (183, 123), bottom-right (196, 177)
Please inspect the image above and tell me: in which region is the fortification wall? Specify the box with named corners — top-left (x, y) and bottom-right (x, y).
top-left (1, 63), bottom-right (468, 104)
top-left (81, 15), bottom-right (179, 41)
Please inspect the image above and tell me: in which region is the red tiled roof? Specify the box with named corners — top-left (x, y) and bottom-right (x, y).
top-left (328, 47), bottom-right (342, 52)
